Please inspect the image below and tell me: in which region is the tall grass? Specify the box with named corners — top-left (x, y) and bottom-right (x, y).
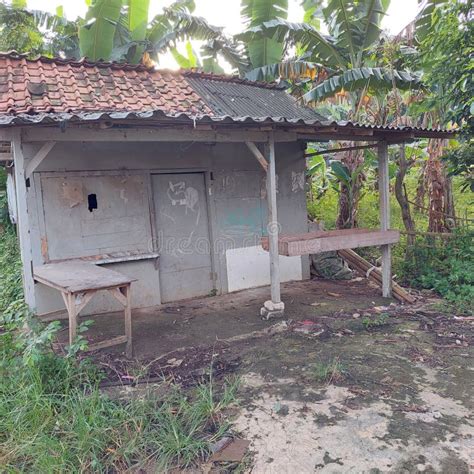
top-left (0, 227), bottom-right (239, 471)
top-left (308, 173), bottom-right (473, 287)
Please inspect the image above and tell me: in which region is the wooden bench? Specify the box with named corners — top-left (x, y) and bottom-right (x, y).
top-left (261, 228), bottom-right (400, 257)
top-left (34, 261), bottom-right (135, 357)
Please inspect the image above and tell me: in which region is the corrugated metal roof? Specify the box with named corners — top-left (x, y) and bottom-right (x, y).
top-left (0, 109), bottom-right (453, 139)
top-left (186, 75), bottom-right (324, 121)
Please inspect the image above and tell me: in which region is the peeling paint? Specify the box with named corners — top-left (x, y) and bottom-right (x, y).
top-left (61, 180), bottom-right (84, 208)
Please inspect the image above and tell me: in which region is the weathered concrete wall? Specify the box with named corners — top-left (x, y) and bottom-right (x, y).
top-left (23, 138), bottom-right (309, 315)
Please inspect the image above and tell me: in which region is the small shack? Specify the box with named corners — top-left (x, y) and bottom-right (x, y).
top-left (0, 52), bottom-right (451, 354)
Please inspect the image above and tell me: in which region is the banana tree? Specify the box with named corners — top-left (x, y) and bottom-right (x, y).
top-left (78, 0), bottom-right (238, 66)
top-left (239, 0), bottom-right (424, 228)
top-left (241, 0), bottom-right (288, 70)
top-left (241, 0), bottom-right (421, 102)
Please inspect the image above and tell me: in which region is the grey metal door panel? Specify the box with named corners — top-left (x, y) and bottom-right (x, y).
top-left (152, 173), bottom-right (213, 302)
top-left (40, 174), bottom-right (152, 260)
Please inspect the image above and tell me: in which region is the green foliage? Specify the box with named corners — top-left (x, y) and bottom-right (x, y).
top-left (0, 228), bottom-right (238, 470)
top-left (303, 66), bottom-right (421, 102)
top-left (310, 357), bottom-right (346, 383)
top-left (0, 226), bottom-right (26, 325)
top-left (241, 0), bottom-right (422, 104)
top-left (418, 0), bottom-right (473, 130)
top-left (362, 312), bottom-right (389, 330)
top-left (77, 0), bottom-right (238, 66)
top-left (0, 2), bottom-right (80, 57)
top-left (0, 2), bottom-right (43, 55)
top-left (79, 0), bottom-right (122, 61)
top-left (416, 0), bottom-right (473, 185)
top-left (307, 166), bottom-right (472, 290)
top-left (400, 228), bottom-right (474, 315)
top-left (0, 318), bottom-right (239, 470)
top-left (442, 139), bottom-right (474, 193)
top-left (241, 0), bottom-right (288, 70)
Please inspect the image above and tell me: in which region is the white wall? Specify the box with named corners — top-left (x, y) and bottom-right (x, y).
top-left (226, 245), bottom-right (303, 292)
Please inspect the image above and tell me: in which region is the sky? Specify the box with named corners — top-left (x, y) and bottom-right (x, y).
top-left (24, 0), bottom-right (420, 69)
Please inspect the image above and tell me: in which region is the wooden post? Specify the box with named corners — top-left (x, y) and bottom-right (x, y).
top-left (11, 130), bottom-right (36, 310)
top-left (378, 141), bottom-right (392, 298)
top-left (123, 285), bottom-right (132, 358)
top-left (66, 292), bottom-right (77, 344)
top-left (260, 133), bottom-right (284, 318)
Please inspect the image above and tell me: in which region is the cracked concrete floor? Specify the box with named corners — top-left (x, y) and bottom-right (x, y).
top-left (85, 280), bottom-right (473, 473)
top-left (230, 305), bottom-right (473, 473)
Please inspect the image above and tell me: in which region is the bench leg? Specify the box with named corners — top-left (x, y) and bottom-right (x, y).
top-left (64, 292), bottom-right (77, 347)
top-left (108, 286), bottom-right (133, 358)
top-left (123, 285), bottom-right (132, 358)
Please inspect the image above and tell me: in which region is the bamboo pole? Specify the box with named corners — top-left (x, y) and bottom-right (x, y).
top-left (338, 249), bottom-right (416, 304)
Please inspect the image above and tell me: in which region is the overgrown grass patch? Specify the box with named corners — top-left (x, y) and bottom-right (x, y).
top-left (0, 330), bottom-right (239, 472)
top-left (0, 227), bottom-right (239, 471)
top-left (399, 228), bottom-right (474, 314)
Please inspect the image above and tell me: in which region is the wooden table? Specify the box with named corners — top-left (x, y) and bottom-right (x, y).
top-left (34, 261), bottom-right (135, 357)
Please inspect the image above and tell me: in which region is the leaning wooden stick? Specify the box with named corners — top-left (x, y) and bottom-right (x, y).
top-left (338, 249), bottom-right (416, 304)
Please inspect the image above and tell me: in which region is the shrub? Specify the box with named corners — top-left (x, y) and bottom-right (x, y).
top-left (0, 227), bottom-right (239, 471)
top-left (400, 228), bottom-right (474, 314)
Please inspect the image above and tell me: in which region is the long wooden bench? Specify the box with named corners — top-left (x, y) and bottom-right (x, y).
top-left (261, 228), bottom-right (400, 257)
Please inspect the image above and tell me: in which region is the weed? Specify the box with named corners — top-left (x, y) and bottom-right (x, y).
top-left (362, 312), bottom-right (390, 330)
top-left (310, 357), bottom-right (346, 384)
top-left (0, 228), bottom-right (239, 471)
top-left (400, 228), bottom-right (473, 314)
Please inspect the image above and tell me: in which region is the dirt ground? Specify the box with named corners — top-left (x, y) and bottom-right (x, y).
top-left (61, 279), bottom-right (473, 473)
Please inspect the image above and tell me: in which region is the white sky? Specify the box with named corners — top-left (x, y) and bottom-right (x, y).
top-left (25, 0), bottom-right (420, 70)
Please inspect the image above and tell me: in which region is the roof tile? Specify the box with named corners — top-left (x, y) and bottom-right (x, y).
top-left (0, 52), bottom-right (212, 116)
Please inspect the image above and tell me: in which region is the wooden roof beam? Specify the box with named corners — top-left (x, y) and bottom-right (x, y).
top-left (246, 141), bottom-right (268, 172)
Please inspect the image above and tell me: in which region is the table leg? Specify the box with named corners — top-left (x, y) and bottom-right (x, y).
top-left (64, 292), bottom-right (77, 346)
top-left (123, 285), bottom-right (132, 358)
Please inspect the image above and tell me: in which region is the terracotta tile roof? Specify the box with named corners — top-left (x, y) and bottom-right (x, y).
top-left (0, 53), bottom-right (454, 139)
top-left (0, 52), bottom-right (212, 116)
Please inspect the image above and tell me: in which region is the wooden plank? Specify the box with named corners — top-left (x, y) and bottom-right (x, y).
top-left (33, 261), bottom-right (136, 293)
top-left (11, 130), bottom-right (36, 309)
top-left (108, 287), bottom-right (127, 306)
top-left (124, 285), bottom-right (132, 358)
top-left (261, 228), bottom-right (400, 256)
top-left (87, 335), bottom-right (128, 352)
top-left (378, 141), bottom-right (392, 297)
top-left (66, 292), bottom-right (77, 344)
top-left (245, 141), bottom-right (268, 172)
top-left (25, 141), bottom-right (55, 179)
top-left (265, 134), bottom-right (281, 303)
top-left (51, 251), bottom-right (161, 265)
top-left (37, 308), bottom-right (69, 322)
top-left (22, 127), bottom-right (297, 143)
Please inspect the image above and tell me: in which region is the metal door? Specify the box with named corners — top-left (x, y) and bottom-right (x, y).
top-left (152, 173), bottom-right (214, 302)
